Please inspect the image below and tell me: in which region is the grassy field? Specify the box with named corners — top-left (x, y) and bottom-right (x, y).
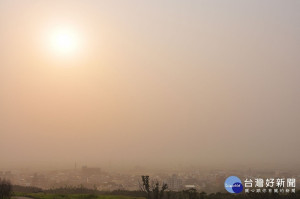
top-left (14, 193), bottom-right (145, 199)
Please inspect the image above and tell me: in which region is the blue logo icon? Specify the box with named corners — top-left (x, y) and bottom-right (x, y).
top-left (224, 176), bottom-right (243, 193)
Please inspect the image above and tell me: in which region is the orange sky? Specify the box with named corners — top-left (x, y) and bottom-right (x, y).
top-left (0, 0), bottom-right (300, 170)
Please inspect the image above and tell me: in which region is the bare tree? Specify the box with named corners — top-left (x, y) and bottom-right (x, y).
top-left (139, 176), bottom-right (168, 199)
top-left (139, 176), bottom-right (151, 199)
top-left (0, 178), bottom-right (12, 199)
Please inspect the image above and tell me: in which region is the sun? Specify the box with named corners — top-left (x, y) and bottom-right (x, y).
top-left (49, 27), bottom-right (80, 56)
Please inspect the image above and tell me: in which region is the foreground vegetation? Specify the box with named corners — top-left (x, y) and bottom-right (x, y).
top-left (12, 188), bottom-right (300, 199)
top-left (2, 177), bottom-right (298, 199)
top-left (13, 193), bottom-right (144, 199)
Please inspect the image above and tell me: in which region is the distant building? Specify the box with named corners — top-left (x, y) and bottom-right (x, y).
top-left (185, 185), bottom-right (196, 189)
top-left (167, 174), bottom-right (183, 190)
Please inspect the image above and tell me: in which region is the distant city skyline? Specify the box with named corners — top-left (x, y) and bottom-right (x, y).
top-left (1, 166), bottom-right (299, 193)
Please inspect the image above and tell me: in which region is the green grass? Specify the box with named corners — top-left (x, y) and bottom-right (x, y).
top-left (13, 193), bottom-right (145, 199)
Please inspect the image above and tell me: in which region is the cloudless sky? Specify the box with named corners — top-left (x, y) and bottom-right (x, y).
top-left (0, 0), bottom-right (299, 170)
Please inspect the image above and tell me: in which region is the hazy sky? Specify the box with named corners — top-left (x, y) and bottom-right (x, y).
top-left (0, 0), bottom-right (299, 170)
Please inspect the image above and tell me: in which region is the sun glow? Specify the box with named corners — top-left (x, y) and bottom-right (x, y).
top-left (49, 27), bottom-right (80, 56)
